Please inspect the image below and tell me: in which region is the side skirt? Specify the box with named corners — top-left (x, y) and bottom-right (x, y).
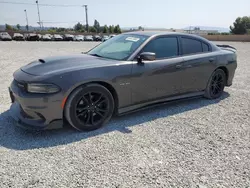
top-left (118, 91), bottom-right (205, 116)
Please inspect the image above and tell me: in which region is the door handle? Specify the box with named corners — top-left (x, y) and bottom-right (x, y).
top-left (209, 58), bottom-right (215, 62)
top-left (176, 64), bottom-right (182, 69)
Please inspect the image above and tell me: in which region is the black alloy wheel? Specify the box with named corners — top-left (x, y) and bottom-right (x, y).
top-left (76, 92), bottom-right (109, 126)
top-left (65, 84), bottom-right (114, 131)
top-left (205, 69), bottom-right (226, 99)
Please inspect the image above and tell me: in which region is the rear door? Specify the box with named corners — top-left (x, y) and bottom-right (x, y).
top-left (179, 36), bottom-right (216, 93)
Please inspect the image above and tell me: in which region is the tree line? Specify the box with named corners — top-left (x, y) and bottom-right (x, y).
top-left (73, 19), bottom-right (121, 34)
top-left (4, 16), bottom-right (250, 35)
top-left (4, 19), bottom-right (122, 34)
top-left (230, 16), bottom-right (250, 34)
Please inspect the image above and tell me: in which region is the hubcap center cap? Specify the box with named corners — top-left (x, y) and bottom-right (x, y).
top-left (88, 104), bottom-right (95, 110)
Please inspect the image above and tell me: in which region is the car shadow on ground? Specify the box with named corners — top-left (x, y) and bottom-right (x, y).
top-left (0, 92), bottom-right (230, 150)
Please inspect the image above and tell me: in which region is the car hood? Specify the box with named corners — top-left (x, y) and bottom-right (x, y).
top-left (20, 54), bottom-right (117, 76)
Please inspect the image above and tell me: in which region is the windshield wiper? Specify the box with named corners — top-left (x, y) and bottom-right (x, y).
top-left (89, 53), bottom-right (103, 58)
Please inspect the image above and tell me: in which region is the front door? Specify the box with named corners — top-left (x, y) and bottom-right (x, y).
top-left (130, 36), bottom-right (185, 104)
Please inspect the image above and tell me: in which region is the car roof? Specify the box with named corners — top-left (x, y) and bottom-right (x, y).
top-left (123, 31), bottom-right (210, 42)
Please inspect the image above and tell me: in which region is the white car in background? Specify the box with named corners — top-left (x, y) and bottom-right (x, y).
top-left (52, 34), bottom-right (63, 41)
top-left (74, 35), bottom-right (84, 41)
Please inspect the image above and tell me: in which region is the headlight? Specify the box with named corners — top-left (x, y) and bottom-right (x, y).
top-left (27, 83), bottom-right (60, 94)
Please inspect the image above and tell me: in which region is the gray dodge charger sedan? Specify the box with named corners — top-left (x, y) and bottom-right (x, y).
top-left (9, 31), bottom-right (237, 131)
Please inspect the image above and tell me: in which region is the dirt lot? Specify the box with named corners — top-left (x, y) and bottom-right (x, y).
top-left (0, 41), bottom-right (249, 188)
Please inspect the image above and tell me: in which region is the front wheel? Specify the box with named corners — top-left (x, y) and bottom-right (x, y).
top-left (65, 84), bottom-right (114, 131)
top-left (204, 69), bottom-right (226, 99)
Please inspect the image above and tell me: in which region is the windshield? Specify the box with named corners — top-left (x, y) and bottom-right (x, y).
top-left (87, 34), bottom-right (148, 60)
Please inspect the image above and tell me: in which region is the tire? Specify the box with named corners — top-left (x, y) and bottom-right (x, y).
top-left (65, 84), bottom-right (114, 131)
top-left (204, 69), bottom-right (226, 99)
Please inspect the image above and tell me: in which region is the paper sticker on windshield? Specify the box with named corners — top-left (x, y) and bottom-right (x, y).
top-left (125, 37), bottom-right (140, 42)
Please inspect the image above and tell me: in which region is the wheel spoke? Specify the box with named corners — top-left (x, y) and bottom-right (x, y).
top-left (217, 80), bottom-right (223, 84)
top-left (77, 106), bottom-right (88, 112)
top-left (96, 111), bottom-right (105, 118)
top-left (215, 84), bottom-right (221, 91)
top-left (96, 99), bottom-right (107, 106)
top-left (96, 107), bottom-right (107, 113)
top-left (90, 112), bottom-right (95, 125)
top-left (82, 95), bottom-right (89, 104)
top-left (77, 110), bottom-right (87, 117)
top-left (88, 92), bottom-right (93, 104)
top-left (213, 75), bottom-right (217, 82)
top-left (85, 111), bottom-right (91, 124)
top-left (94, 94), bottom-right (103, 105)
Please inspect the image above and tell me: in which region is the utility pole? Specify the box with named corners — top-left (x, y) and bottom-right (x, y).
top-left (36, 0), bottom-right (42, 30)
top-left (83, 5), bottom-right (88, 32)
top-left (24, 9), bottom-right (29, 31)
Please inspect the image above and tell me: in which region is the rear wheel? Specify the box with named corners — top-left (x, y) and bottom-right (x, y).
top-left (204, 69), bottom-right (226, 99)
top-left (65, 84), bottom-right (114, 131)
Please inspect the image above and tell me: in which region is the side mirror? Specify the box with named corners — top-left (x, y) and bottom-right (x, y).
top-left (137, 52), bottom-right (156, 64)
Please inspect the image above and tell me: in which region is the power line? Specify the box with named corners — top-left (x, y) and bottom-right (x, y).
top-left (0, 1), bottom-right (82, 7)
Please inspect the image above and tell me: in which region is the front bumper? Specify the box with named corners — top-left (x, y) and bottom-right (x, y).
top-left (8, 80), bottom-right (64, 130)
top-left (9, 101), bottom-right (63, 130)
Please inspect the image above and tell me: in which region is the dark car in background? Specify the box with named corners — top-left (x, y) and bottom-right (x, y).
top-left (0, 32), bottom-right (12, 41)
top-left (93, 35), bottom-right (102, 41)
top-left (52, 34), bottom-right (63, 41)
top-left (26, 33), bottom-right (40, 41)
top-left (84, 35), bottom-right (94, 41)
top-left (13, 33), bottom-right (25, 41)
top-left (9, 32), bottom-right (237, 132)
top-left (109, 34), bottom-right (116, 39)
top-left (63, 34), bottom-right (74, 41)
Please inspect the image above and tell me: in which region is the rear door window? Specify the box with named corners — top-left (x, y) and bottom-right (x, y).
top-left (181, 37), bottom-right (203, 55)
top-left (202, 42), bottom-right (210, 52)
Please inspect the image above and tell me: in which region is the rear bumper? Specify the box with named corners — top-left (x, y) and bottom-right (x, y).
top-left (226, 61), bottom-right (237, 87)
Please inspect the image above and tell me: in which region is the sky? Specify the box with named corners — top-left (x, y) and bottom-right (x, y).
top-left (0, 0), bottom-right (250, 29)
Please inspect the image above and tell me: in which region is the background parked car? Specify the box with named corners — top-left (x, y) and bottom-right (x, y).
top-left (23, 33), bottom-right (29, 40)
top-left (63, 34), bottom-right (74, 41)
top-left (41, 34), bottom-right (52, 41)
top-left (0, 32), bottom-right (12, 41)
top-left (84, 35), bottom-right (94, 41)
top-left (93, 35), bottom-right (102, 41)
top-left (74, 35), bottom-right (84, 41)
top-left (109, 34), bottom-right (116, 38)
top-left (52, 34), bottom-right (63, 41)
top-left (13, 33), bottom-right (24, 41)
top-left (37, 34), bottom-right (42, 41)
top-left (102, 35), bottom-right (109, 42)
top-left (26, 33), bottom-right (40, 41)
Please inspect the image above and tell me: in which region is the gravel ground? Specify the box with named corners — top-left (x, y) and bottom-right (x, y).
top-left (0, 41), bottom-right (249, 188)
